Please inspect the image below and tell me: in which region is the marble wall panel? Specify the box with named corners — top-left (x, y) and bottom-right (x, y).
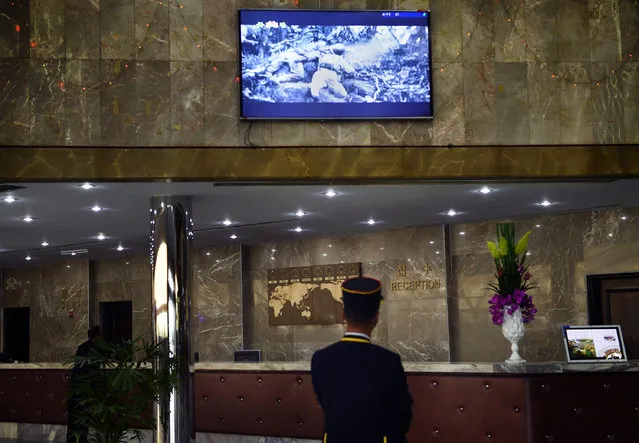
top-left (592, 63), bottom-right (625, 143)
top-left (495, 62), bottom-right (529, 144)
top-left (0, 1), bottom-right (29, 58)
top-left (1, 260), bottom-right (88, 363)
top-left (170, 0), bottom-right (203, 61)
top-left (171, 61), bottom-right (205, 145)
top-left (65, 59), bottom-right (102, 145)
top-left (623, 62), bottom-right (639, 143)
top-left (204, 61), bottom-right (240, 146)
top-left (0, 59), bottom-right (30, 145)
top-left (557, 0), bottom-right (591, 62)
top-left (136, 0), bottom-right (170, 61)
top-left (525, 0), bottom-right (559, 63)
top-left (250, 226), bottom-right (448, 362)
top-left (390, 1), bottom-right (429, 10)
top-left (203, 0), bottom-right (237, 61)
top-left (93, 255), bottom-right (153, 343)
top-left (66, 0), bottom-right (100, 59)
top-left (619, 0), bottom-right (639, 62)
top-left (431, 62), bottom-right (464, 145)
top-left (338, 121), bottom-right (372, 145)
top-left (192, 246), bottom-right (243, 362)
top-left (461, 0), bottom-right (495, 64)
top-left (430, 0), bottom-right (462, 63)
top-left (135, 60), bottom-right (171, 146)
top-left (588, 0), bottom-right (622, 62)
top-left (527, 63), bottom-right (562, 145)
top-left (559, 63), bottom-right (594, 144)
top-left (494, 0), bottom-right (527, 62)
top-left (101, 0), bottom-right (136, 60)
top-left (29, 59), bottom-right (66, 146)
top-left (30, 0), bottom-right (65, 59)
top-left (463, 62), bottom-right (496, 144)
top-left (101, 59), bottom-right (137, 146)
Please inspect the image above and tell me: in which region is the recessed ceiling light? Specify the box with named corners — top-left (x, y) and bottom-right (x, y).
top-left (535, 224), bottom-right (541, 228)
top-left (479, 186), bottom-right (493, 194)
top-left (322, 253), bottom-right (327, 257)
top-left (295, 209), bottom-right (306, 217)
top-left (271, 248), bottom-right (276, 252)
top-left (526, 252), bottom-right (531, 256)
top-left (367, 218), bottom-right (376, 225)
top-left (429, 241), bottom-right (435, 245)
top-left (460, 232), bottom-right (466, 236)
top-left (216, 259), bottom-right (221, 263)
top-left (608, 233), bottom-right (614, 237)
top-left (436, 251), bottom-right (440, 255)
top-left (206, 252), bottom-right (211, 256)
top-left (80, 183), bottom-right (94, 190)
top-left (222, 219), bottom-right (233, 226)
top-left (324, 189), bottom-right (337, 198)
top-left (91, 205), bottom-right (103, 212)
top-left (621, 216), bottom-right (628, 220)
top-left (41, 241), bottom-right (49, 247)
top-left (380, 247), bottom-right (384, 250)
top-left (295, 227), bottom-right (303, 233)
top-left (71, 252), bottom-right (77, 256)
top-left (25, 255), bottom-right (32, 261)
top-left (3, 196), bottom-right (17, 203)
top-left (66, 265), bottom-right (71, 269)
top-left (117, 244), bottom-right (124, 251)
top-left (97, 233), bottom-right (106, 241)
top-left (447, 209), bottom-right (458, 217)
top-left (328, 244), bottom-right (332, 248)
top-left (230, 234), bottom-right (238, 240)
top-left (23, 216), bottom-right (34, 223)
top-left (538, 200), bottom-right (552, 207)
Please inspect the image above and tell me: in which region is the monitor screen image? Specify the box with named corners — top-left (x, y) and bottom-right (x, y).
top-left (562, 325), bottom-right (627, 363)
top-left (238, 9), bottom-right (433, 120)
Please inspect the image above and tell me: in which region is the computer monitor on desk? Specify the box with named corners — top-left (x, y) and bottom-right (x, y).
top-left (562, 325), bottom-right (628, 363)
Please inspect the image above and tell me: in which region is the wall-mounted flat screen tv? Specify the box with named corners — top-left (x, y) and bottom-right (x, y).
top-left (238, 9), bottom-right (432, 120)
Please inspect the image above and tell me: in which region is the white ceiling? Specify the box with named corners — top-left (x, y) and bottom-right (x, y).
top-left (0, 180), bottom-right (638, 267)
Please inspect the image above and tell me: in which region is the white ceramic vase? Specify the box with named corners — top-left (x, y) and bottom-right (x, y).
top-left (501, 306), bottom-right (526, 363)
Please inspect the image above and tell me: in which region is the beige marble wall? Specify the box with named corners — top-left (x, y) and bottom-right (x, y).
top-left (0, 0), bottom-right (637, 147)
top-left (450, 207), bottom-right (639, 363)
top-left (93, 255), bottom-right (153, 342)
top-left (192, 245), bottom-right (243, 361)
top-left (1, 260), bottom-right (88, 362)
top-left (250, 226), bottom-right (449, 362)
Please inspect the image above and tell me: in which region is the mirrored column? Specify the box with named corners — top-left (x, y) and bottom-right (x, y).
top-left (150, 197), bottom-right (194, 443)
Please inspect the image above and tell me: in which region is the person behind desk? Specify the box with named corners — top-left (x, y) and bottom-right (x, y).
top-left (311, 277), bottom-right (413, 443)
top-left (67, 326), bottom-right (102, 443)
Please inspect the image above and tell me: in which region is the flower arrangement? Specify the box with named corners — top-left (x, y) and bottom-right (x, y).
top-left (486, 223), bottom-right (537, 326)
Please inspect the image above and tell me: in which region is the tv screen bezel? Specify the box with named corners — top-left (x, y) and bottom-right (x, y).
top-left (562, 325), bottom-right (628, 363)
top-left (237, 8), bottom-right (434, 121)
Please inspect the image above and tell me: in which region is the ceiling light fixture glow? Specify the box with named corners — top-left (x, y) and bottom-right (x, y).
top-left (230, 234), bottom-right (238, 240)
top-left (97, 233), bottom-right (106, 241)
top-left (295, 209), bottom-right (306, 217)
top-left (25, 255), bottom-right (32, 261)
top-left (621, 216), bottom-right (628, 221)
top-left (479, 186), bottom-right (493, 194)
top-left (447, 209), bottom-right (458, 217)
top-left (91, 205), bottom-right (102, 212)
top-left (538, 200), bottom-right (553, 207)
top-left (460, 232), bottom-right (466, 236)
top-left (367, 218), bottom-right (376, 225)
top-left (295, 227), bottom-right (303, 233)
top-left (80, 183), bottom-right (94, 190)
top-left (324, 189), bottom-right (337, 198)
top-left (3, 196), bottom-right (16, 203)
top-left (41, 241), bottom-right (49, 247)
top-left (117, 244), bottom-right (124, 251)
top-left (23, 216), bottom-right (34, 223)
top-left (222, 219), bottom-right (233, 226)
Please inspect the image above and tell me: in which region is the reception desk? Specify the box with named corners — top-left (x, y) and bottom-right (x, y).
top-left (1, 361), bottom-right (638, 443)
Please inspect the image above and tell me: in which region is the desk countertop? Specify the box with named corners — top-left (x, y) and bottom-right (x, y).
top-left (1, 360), bottom-right (637, 373)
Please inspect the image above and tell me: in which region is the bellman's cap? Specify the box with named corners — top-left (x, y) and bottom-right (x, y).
top-left (341, 277), bottom-right (383, 301)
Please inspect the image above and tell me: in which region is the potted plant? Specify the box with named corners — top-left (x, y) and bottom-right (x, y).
top-left (67, 338), bottom-right (179, 443)
top-left (486, 223), bottom-right (538, 363)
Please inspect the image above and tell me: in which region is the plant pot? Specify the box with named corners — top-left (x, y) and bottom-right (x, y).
top-left (501, 306), bottom-right (525, 363)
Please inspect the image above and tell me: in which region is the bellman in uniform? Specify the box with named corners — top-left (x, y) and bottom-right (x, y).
top-left (311, 277), bottom-right (413, 443)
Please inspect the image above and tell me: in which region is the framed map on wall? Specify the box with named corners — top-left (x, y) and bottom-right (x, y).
top-left (267, 263), bottom-right (361, 326)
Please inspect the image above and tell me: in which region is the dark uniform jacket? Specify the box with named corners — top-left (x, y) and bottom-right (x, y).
top-left (311, 333), bottom-right (413, 443)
